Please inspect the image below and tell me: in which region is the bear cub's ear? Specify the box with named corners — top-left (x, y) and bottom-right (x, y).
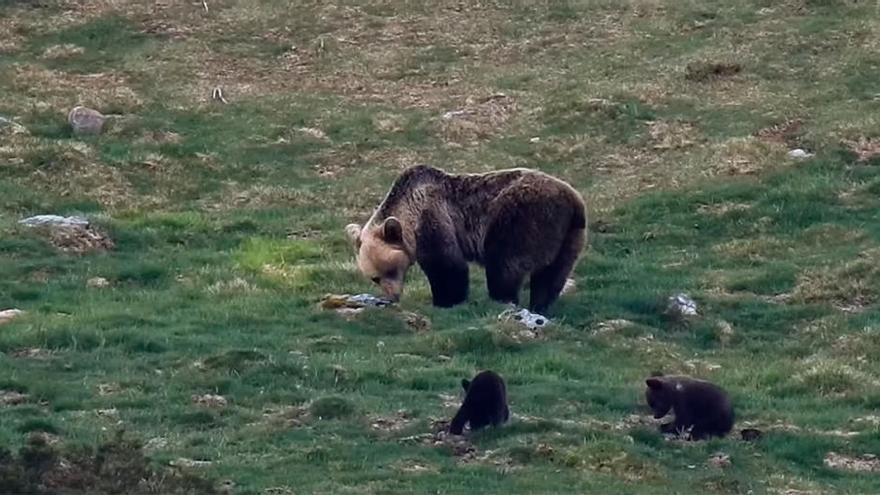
top-left (461, 379), bottom-right (471, 391)
top-left (345, 224), bottom-right (361, 247)
top-left (646, 377), bottom-right (665, 390)
top-left (382, 217), bottom-right (403, 244)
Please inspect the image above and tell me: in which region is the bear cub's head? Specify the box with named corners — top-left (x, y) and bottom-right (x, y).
top-left (645, 372), bottom-right (674, 419)
top-left (345, 217), bottom-right (413, 302)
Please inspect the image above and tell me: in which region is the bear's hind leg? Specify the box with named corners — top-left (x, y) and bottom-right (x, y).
top-left (486, 261), bottom-right (524, 306)
top-left (423, 259), bottom-right (469, 307)
top-left (529, 226), bottom-right (584, 313)
top-left (468, 413), bottom-right (492, 431)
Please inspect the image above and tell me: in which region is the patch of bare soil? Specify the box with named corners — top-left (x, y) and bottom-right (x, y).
top-left (258, 405), bottom-right (309, 429)
top-left (398, 419), bottom-right (484, 463)
top-left (437, 93), bottom-right (517, 145)
top-left (96, 383), bottom-right (120, 396)
top-left (0, 390), bottom-right (29, 406)
top-left (843, 137), bottom-right (880, 162)
top-left (685, 61), bottom-right (742, 82)
top-left (824, 452), bottom-right (880, 472)
top-left (42, 224), bottom-right (114, 254)
top-left (191, 394), bottom-right (228, 408)
top-left (792, 248), bottom-right (880, 310)
top-left (8, 64), bottom-right (143, 113)
top-left (591, 319), bottom-right (635, 336)
top-left (755, 119), bottom-right (803, 145)
top-left (10, 348), bottom-right (54, 360)
top-left (649, 120), bottom-right (699, 150)
top-left (369, 410), bottom-right (416, 433)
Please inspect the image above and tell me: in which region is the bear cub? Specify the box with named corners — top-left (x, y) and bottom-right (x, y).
top-left (645, 373), bottom-right (734, 440)
top-left (449, 370), bottom-right (509, 435)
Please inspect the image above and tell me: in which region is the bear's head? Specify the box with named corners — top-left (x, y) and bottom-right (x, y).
top-left (645, 374), bottom-right (673, 419)
top-left (345, 217), bottom-right (412, 302)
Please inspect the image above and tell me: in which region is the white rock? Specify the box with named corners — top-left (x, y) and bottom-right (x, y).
top-left (787, 148), bottom-right (814, 159)
top-left (19, 214), bottom-right (89, 227)
top-left (442, 109), bottom-right (472, 120)
top-left (0, 309), bottom-right (24, 325)
top-left (87, 277), bottom-right (110, 288)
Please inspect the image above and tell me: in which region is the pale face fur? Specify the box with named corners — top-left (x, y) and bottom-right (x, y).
top-left (345, 218), bottom-right (413, 301)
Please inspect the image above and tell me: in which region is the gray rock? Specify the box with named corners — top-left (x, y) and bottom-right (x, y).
top-left (347, 293), bottom-right (393, 307)
top-left (666, 293), bottom-right (698, 317)
top-left (68, 106), bottom-right (106, 135)
top-left (19, 214), bottom-right (90, 227)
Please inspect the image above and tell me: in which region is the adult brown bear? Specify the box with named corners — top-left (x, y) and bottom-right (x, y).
top-left (345, 165), bottom-right (587, 313)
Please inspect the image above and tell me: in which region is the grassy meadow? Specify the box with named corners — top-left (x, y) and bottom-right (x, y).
top-left (2, 0), bottom-right (880, 493)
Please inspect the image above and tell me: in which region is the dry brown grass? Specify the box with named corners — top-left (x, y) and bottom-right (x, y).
top-left (791, 248), bottom-right (880, 310)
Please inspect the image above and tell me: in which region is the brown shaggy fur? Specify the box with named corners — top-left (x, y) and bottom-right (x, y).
top-left (345, 165), bottom-right (587, 313)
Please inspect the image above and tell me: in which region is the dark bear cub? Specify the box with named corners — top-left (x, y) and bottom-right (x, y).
top-left (645, 373), bottom-right (734, 440)
top-left (449, 370), bottom-right (509, 435)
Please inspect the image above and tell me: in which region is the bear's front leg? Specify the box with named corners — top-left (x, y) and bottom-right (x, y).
top-left (420, 256), bottom-right (469, 307)
top-left (416, 213), bottom-right (469, 307)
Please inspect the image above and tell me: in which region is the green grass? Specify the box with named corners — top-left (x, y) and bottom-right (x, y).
top-left (2, 1), bottom-right (880, 493)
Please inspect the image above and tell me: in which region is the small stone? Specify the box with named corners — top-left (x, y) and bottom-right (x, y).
top-left (529, 137), bottom-right (541, 143)
top-left (787, 148), bottom-right (814, 159)
top-left (68, 106), bottom-right (106, 135)
top-left (297, 127), bottom-right (328, 140)
top-left (170, 458), bottom-right (213, 468)
top-left (708, 452), bottom-right (731, 468)
top-left (0, 116), bottom-right (28, 136)
top-left (191, 394), bottom-right (228, 408)
top-left (442, 109), bottom-right (471, 120)
top-left (717, 320), bottom-right (734, 345)
top-left (0, 309), bottom-right (24, 325)
top-left (87, 277), bottom-right (110, 288)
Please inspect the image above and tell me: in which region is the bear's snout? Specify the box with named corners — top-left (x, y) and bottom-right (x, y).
top-left (379, 280), bottom-right (403, 302)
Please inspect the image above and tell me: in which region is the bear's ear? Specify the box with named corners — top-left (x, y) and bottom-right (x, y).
top-left (382, 217), bottom-right (403, 245)
top-left (646, 377), bottom-right (664, 390)
top-left (344, 223), bottom-right (362, 247)
top-left (461, 379), bottom-right (470, 391)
